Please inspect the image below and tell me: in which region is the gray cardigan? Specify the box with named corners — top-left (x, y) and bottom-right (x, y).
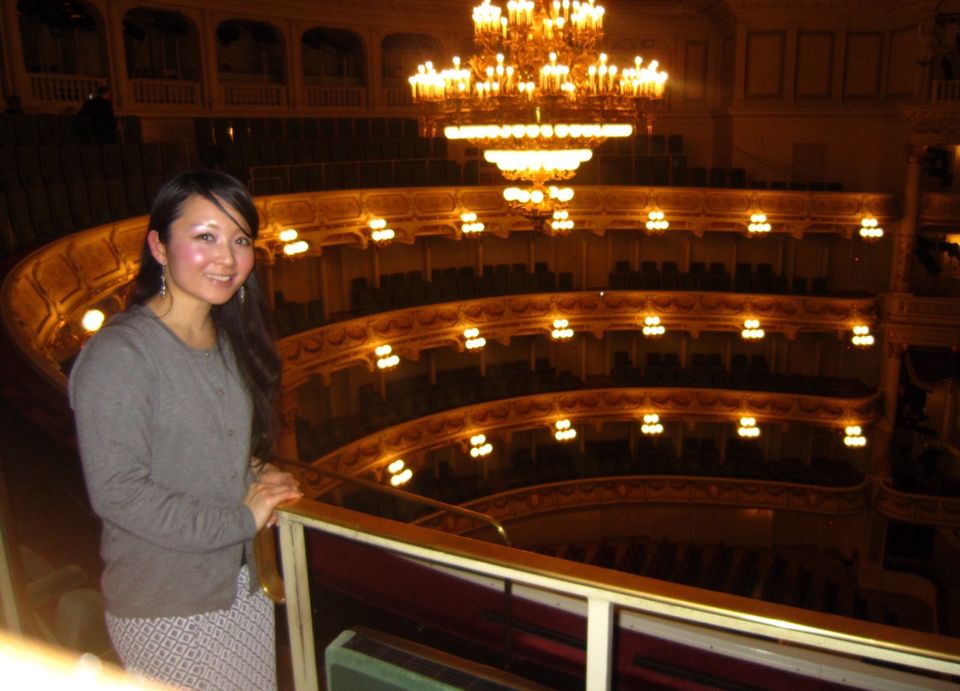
top-left (69, 305), bottom-right (259, 618)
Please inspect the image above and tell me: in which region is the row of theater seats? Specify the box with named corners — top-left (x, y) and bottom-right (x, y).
top-left (350, 264), bottom-right (567, 314)
top-left (249, 157), bottom-right (465, 195)
top-left (612, 351), bottom-right (872, 396)
top-left (0, 112), bottom-right (143, 146)
top-left (0, 142), bottom-right (187, 255)
top-left (531, 537), bottom-right (901, 626)
top-left (609, 260), bottom-right (830, 295)
top-left (294, 358), bottom-right (872, 458)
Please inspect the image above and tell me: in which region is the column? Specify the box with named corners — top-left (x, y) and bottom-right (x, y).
top-left (890, 145), bottom-right (925, 293)
top-left (872, 339), bottom-right (905, 480)
top-left (277, 389), bottom-right (300, 460)
top-left (287, 19), bottom-right (304, 109)
top-left (367, 30), bottom-right (383, 110)
top-left (200, 11), bottom-right (223, 108)
top-left (1, 1), bottom-right (33, 103)
top-left (104, 2), bottom-right (130, 108)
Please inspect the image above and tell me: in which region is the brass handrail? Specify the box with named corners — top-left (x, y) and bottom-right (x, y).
top-left (255, 456), bottom-right (512, 605)
top-left (273, 456), bottom-right (512, 547)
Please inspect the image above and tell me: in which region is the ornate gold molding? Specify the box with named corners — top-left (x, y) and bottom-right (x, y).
top-left (874, 482), bottom-right (960, 528)
top-left (261, 185), bottom-right (902, 244)
top-left (414, 476), bottom-right (871, 536)
top-left (882, 294), bottom-right (960, 350)
top-left (279, 292), bottom-right (880, 387)
top-left (294, 387), bottom-right (880, 495)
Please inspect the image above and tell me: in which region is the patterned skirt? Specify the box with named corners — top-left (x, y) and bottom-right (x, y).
top-left (105, 566), bottom-right (276, 691)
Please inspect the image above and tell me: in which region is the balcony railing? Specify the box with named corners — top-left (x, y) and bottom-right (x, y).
top-left (130, 79), bottom-right (200, 106)
top-left (384, 87), bottom-right (413, 108)
top-left (222, 83), bottom-right (287, 107)
top-left (305, 86), bottom-right (366, 108)
top-left (931, 79), bottom-right (960, 102)
top-left (276, 498), bottom-right (960, 690)
top-left (28, 74), bottom-right (104, 103)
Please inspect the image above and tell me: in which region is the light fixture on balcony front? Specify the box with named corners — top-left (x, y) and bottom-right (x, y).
top-left (642, 315), bottom-right (665, 337)
top-left (554, 419), bottom-right (577, 441)
top-left (375, 344), bottom-right (400, 369)
top-left (81, 309), bottom-right (105, 333)
top-left (460, 211), bottom-right (485, 235)
top-left (645, 209), bottom-right (668, 233)
top-left (747, 212), bottom-right (771, 234)
top-left (279, 228), bottom-right (299, 243)
top-left (851, 324), bottom-right (875, 347)
top-left (282, 240), bottom-right (309, 256)
top-left (843, 425), bottom-right (866, 447)
top-left (859, 216), bottom-right (883, 241)
top-left (368, 218), bottom-right (395, 244)
top-left (737, 416), bottom-right (760, 438)
top-left (551, 318), bottom-right (574, 340)
top-left (550, 209), bottom-right (574, 234)
top-left (470, 433), bottom-right (493, 458)
top-left (504, 184), bottom-right (574, 231)
top-left (387, 459), bottom-right (413, 486)
top-left (464, 327), bottom-right (487, 350)
top-left (741, 319), bottom-right (764, 339)
top-left (641, 413), bottom-right (663, 435)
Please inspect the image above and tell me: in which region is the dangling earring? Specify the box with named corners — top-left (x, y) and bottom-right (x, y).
top-left (239, 284), bottom-right (246, 304)
top-left (159, 265), bottom-right (167, 298)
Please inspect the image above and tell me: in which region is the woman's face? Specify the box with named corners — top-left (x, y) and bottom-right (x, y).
top-left (148, 195), bottom-right (255, 310)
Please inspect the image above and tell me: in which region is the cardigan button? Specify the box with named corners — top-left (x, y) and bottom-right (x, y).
top-left (216, 388), bottom-right (225, 396)
top-left (226, 429), bottom-right (234, 437)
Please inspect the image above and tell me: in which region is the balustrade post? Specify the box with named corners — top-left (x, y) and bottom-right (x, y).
top-left (278, 516), bottom-right (318, 690)
top-left (585, 598), bottom-right (614, 690)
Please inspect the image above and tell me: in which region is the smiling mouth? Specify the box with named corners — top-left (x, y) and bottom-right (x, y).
top-left (205, 274), bottom-right (235, 284)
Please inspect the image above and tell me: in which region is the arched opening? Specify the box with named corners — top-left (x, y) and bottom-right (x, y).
top-left (17, 0), bottom-right (107, 103)
top-left (302, 27), bottom-right (366, 108)
top-left (123, 8), bottom-right (200, 105)
top-left (216, 19), bottom-right (287, 106)
top-left (381, 32), bottom-right (443, 106)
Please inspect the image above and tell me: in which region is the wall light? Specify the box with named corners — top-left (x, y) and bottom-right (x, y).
top-left (551, 209), bottom-right (574, 234)
top-left (464, 327), bottom-right (486, 350)
top-left (81, 309), bottom-right (105, 333)
top-left (387, 459), bottom-right (412, 486)
top-left (641, 413), bottom-right (663, 435)
top-left (282, 240), bottom-right (309, 256)
top-left (551, 318), bottom-right (574, 340)
top-left (645, 209), bottom-right (669, 233)
top-left (851, 324), bottom-right (875, 347)
top-left (460, 211), bottom-right (485, 235)
top-left (859, 216), bottom-right (883, 241)
top-left (741, 319), bottom-right (765, 340)
top-left (278, 228), bottom-right (299, 243)
top-left (369, 218), bottom-right (395, 244)
top-left (375, 344), bottom-right (400, 369)
top-left (844, 425), bottom-right (867, 447)
top-left (747, 212), bottom-right (771, 234)
top-left (470, 433), bottom-right (493, 458)
top-left (737, 416), bottom-right (760, 438)
top-left (554, 419), bottom-right (577, 441)
top-left (642, 315), bottom-right (665, 337)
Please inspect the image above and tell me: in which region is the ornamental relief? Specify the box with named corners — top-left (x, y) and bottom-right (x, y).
top-left (295, 388), bottom-right (880, 488)
top-left (413, 477), bottom-right (872, 536)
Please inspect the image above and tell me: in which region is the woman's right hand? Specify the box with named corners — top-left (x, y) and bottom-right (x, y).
top-left (243, 479), bottom-right (302, 531)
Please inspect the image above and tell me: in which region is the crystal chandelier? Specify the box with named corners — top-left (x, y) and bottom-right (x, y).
top-left (409, 0), bottom-right (667, 228)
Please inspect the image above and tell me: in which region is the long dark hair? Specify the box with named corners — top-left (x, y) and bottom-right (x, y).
top-left (131, 171), bottom-right (281, 457)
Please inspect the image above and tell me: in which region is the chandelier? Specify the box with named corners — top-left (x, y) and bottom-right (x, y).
top-left (409, 0), bottom-right (667, 229)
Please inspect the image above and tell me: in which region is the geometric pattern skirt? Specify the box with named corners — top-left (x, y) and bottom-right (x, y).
top-left (105, 566), bottom-right (276, 691)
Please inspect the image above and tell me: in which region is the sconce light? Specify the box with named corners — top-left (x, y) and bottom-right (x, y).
top-left (375, 344), bottom-right (400, 369)
top-left (645, 209), bottom-right (669, 233)
top-left (470, 434), bottom-right (493, 458)
top-left (282, 240), bottom-right (309, 256)
top-left (464, 327), bottom-right (486, 350)
top-left (81, 309), bottom-right (105, 333)
top-left (843, 425), bottom-right (867, 447)
top-left (279, 228), bottom-right (299, 243)
top-left (737, 416), bottom-right (760, 438)
top-left (461, 211), bottom-right (484, 235)
top-left (551, 209), bottom-right (574, 234)
top-left (369, 218), bottom-right (395, 244)
top-left (554, 419), bottom-right (577, 441)
top-left (859, 216), bottom-right (883, 241)
top-left (741, 319), bottom-right (765, 340)
top-left (642, 315), bottom-right (665, 337)
top-left (641, 413), bottom-right (664, 435)
top-left (551, 318), bottom-right (574, 340)
top-left (851, 324), bottom-right (875, 347)
top-left (387, 459), bottom-right (412, 486)
top-left (747, 212), bottom-right (771, 234)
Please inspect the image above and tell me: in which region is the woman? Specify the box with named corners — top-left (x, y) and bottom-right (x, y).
top-left (69, 171), bottom-right (302, 690)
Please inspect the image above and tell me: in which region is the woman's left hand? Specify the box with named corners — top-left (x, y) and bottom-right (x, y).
top-left (250, 461), bottom-right (300, 528)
